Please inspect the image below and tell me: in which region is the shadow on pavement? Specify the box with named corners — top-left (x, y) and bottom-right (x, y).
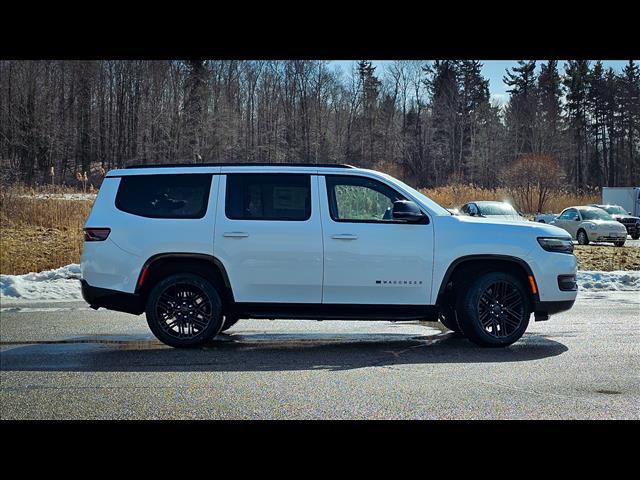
top-left (0, 330), bottom-right (568, 373)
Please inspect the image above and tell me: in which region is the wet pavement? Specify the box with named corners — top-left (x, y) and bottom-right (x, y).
top-left (1, 291), bottom-right (639, 419)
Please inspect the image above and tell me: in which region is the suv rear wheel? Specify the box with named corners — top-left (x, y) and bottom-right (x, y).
top-left (457, 272), bottom-right (531, 347)
top-left (146, 273), bottom-right (223, 348)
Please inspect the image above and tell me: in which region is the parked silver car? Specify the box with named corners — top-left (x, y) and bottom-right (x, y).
top-left (551, 206), bottom-right (627, 246)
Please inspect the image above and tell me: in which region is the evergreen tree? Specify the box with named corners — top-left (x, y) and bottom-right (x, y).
top-left (537, 60), bottom-right (563, 156)
top-left (503, 60), bottom-right (538, 156)
top-left (586, 61), bottom-right (607, 185)
top-left (424, 60), bottom-right (461, 180)
top-left (620, 60), bottom-right (640, 182)
top-left (356, 60), bottom-right (381, 167)
top-left (563, 60), bottom-right (591, 189)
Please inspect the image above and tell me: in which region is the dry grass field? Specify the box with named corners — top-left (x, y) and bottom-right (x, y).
top-left (419, 184), bottom-right (600, 213)
top-left (0, 184), bottom-right (637, 275)
top-left (573, 245), bottom-right (640, 271)
top-left (1, 186), bottom-right (93, 275)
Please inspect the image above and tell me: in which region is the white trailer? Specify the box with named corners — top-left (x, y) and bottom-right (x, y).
top-left (602, 187), bottom-right (640, 217)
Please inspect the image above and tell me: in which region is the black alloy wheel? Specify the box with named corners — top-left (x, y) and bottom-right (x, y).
top-left (146, 273), bottom-right (223, 348)
top-left (477, 280), bottom-right (526, 339)
top-left (457, 272), bottom-right (531, 347)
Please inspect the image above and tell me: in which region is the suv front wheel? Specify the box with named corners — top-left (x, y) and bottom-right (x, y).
top-left (457, 272), bottom-right (531, 347)
top-left (146, 273), bottom-right (223, 348)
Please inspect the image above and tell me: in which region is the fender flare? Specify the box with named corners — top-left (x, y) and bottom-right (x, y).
top-left (135, 252), bottom-right (233, 301)
top-left (435, 254), bottom-right (538, 303)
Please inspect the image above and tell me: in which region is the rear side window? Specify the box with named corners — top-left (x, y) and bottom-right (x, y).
top-left (225, 174), bottom-right (311, 221)
top-left (115, 174), bottom-right (212, 219)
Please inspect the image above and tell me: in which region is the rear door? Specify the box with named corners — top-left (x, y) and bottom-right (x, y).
top-left (214, 172), bottom-right (323, 303)
top-left (319, 174), bottom-right (433, 305)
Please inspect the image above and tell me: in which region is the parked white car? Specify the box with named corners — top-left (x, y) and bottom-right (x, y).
top-left (81, 163), bottom-right (577, 348)
top-left (551, 206), bottom-right (627, 246)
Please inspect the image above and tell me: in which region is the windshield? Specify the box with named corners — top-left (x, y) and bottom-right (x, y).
top-left (579, 208), bottom-right (614, 221)
top-left (603, 205), bottom-right (627, 215)
top-left (478, 203), bottom-right (519, 216)
top-left (379, 173), bottom-right (451, 216)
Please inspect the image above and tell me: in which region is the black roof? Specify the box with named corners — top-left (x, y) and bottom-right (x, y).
top-left (125, 162), bottom-right (354, 169)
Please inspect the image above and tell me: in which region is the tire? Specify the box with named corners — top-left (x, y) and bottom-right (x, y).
top-left (456, 271), bottom-right (531, 348)
top-left (577, 229), bottom-right (590, 245)
top-left (219, 315), bottom-right (240, 333)
top-left (145, 273), bottom-right (223, 348)
top-left (631, 234), bottom-right (639, 240)
top-left (438, 303), bottom-right (463, 335)
top-left (538, 220), bottom-right (545, 223)
top-left (614, 240), bottom-right (625, 247)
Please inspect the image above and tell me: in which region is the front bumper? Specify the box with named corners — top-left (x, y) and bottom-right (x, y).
top-left (591, 232), bottom-right (627, 242)
top-left (533, 299), bottom-right (576, 321)
top-left (81, 279), bottom-right (144, 315)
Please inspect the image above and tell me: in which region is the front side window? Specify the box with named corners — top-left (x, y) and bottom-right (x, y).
top-left (225, 174), bottom-right (311, 221)
top-left (115, 174), bottom-right (212, 219)
top-left (559, 208), bottom-right (578, 220)
top-left (325, 175), bottom-right (406, 223)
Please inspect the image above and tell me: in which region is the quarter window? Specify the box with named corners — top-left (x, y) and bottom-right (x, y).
top-left (225, 174), bottom-right (311, 221)
top-left (325, 175), bottom-right (407, 223)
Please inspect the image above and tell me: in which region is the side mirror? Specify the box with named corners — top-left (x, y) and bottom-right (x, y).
top-left (392, 200), bottom-right (426, 223)
top-left (467, 204), bottom-right (479, 216)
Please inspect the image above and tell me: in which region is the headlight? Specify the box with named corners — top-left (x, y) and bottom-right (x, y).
top-left (588, 223), bottom-right (597, 230)
top-left (537, 237), bottom-right (574, 254)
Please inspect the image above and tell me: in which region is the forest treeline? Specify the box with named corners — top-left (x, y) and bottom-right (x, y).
top-left (0, 60), bottom-right (638, 190)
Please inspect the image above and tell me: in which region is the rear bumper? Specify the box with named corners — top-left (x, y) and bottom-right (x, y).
top-left (81, 279), bottom-right (144, 315)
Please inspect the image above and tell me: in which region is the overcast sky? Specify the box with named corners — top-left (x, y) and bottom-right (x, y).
top-left (328, 60), bottom-right (632, 106)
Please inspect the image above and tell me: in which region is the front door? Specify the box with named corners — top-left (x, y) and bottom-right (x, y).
top-left (319, 175), bottom-right (433, 305)
top-left (214, 173), bottom-right (323, 303)
top-left (554, 208), bottom-right (580, 238)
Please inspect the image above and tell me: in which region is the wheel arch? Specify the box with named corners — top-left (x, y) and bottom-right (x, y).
top-left (436, 255), bottom-right (539, 307)
top-left (135, 253), bottom-right (235, 311)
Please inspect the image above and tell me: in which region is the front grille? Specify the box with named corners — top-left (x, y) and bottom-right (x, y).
top-left (619, 218), bottom-right (635, 224)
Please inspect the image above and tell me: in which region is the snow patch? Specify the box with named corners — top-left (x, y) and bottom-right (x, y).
top-left (1, 265), bottom-right (639, 303)
top-left (18, 193), bottom-right (96, 201)
top-left (577, 270), bottom-right (640, 291)
top-left (1, 264), bottom-right (83, 301)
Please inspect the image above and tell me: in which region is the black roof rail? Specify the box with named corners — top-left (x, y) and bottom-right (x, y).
top-left (124, 162), bottom-right (355, 169)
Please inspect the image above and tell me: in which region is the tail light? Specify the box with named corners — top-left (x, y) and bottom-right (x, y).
top-left (84, 228), bottom-right (111, 241)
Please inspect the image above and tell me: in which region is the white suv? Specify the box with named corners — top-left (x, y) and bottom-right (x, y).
top-left (81, 164), bottom-right (578, 348)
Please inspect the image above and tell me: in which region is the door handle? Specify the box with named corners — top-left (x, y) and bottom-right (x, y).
top-left (331, 234), bottom-right (358, 240)
top-left (223, 232), bottom-right (249, 238)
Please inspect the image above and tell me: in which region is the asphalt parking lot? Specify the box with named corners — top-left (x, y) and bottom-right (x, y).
top-left (1, 291), bottom-right (638, 420)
